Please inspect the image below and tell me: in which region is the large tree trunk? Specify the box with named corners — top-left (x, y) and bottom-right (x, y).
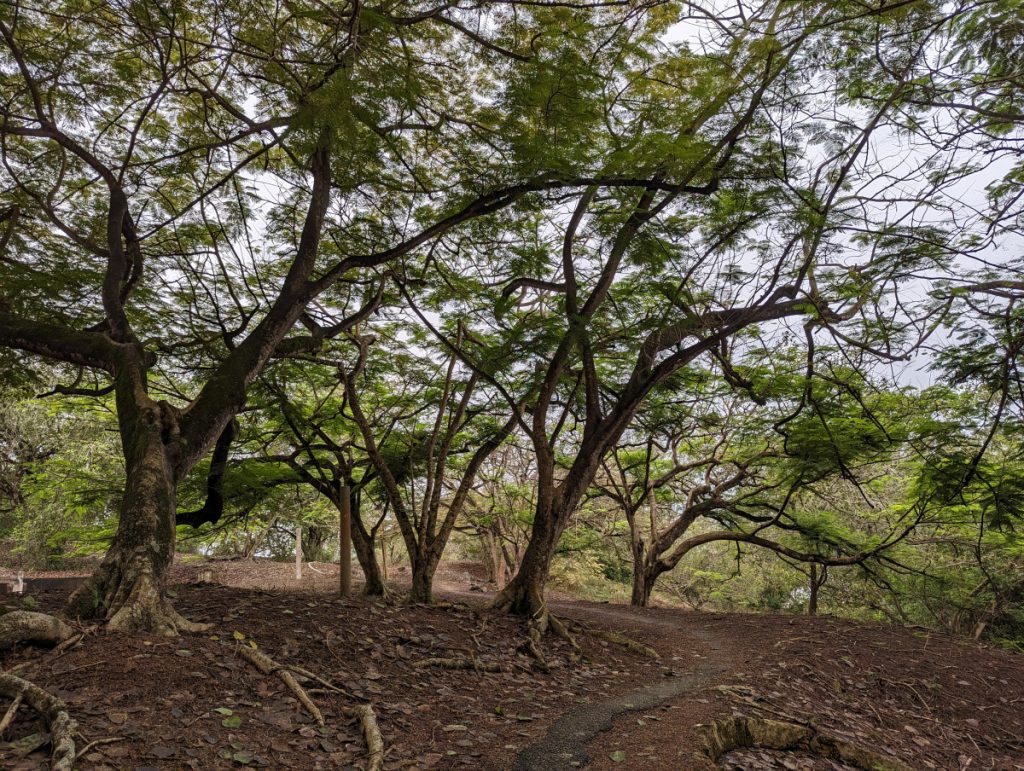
top-left (67, 391), bottom-right (202, 635)
top-left (629, 543), bottom-right (663, 607)
top-left (493, 500), bottom-right (558, 627)
top-left (630, 562), bottom-right (656, 608)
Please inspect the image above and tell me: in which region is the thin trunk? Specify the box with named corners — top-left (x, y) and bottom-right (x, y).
top-left (630, 539), bottom-right (655, 607)
top-left (295, 526), bottom-right (303, 580)
top-left (485, 527), bottom-right (506, 585)
top-left (346, 493), bottom-right (386, 597)
top-left (808, 564), bottom-right (826, 616)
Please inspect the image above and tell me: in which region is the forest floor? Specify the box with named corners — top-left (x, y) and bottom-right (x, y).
top-left (1, 558), bottom-right (1023, 770)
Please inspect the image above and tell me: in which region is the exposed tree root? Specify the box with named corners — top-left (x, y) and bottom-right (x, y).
top-left (0, 672), bottom-right (76, 770)
top-left (69, 570), bottom-right (210, 636)
top-left (0, 611), bottom-right (73, 652)
top-left (362, 584), bottom-right (394, 603)
top-left (75, 736), bottom-right (124, 759)
top-left (525, 618), bottom-right (550, 672)
top-left (700, 715), bottom-right (913, 771)
top-left (509, 604), bottom-right (583, 671)
top-left (342, 703), bottom-right (384, 771)
top-left (236, 644), bottom-right (384, 769)
top-left (0, 688), bottom-right (24, 734)
top-left (547, 613), bottom-right (582, 663)
top-left (236, 645), bottom-right (324, 726)
top-left (570, 621), bottom-right (659, 659)
top-left (414, 657), bottom-right (504, 673)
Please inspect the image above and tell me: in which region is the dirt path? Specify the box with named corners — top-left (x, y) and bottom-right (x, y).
top-left (502, 597), bottom-right (1024, 770)
top-left (507, 600), bottom-right (740, 770)
top-left (511, 668), bottom-right (726, 770)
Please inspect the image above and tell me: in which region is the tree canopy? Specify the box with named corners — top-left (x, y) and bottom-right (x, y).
top-left (0, 0), bottom-right (1022, 651)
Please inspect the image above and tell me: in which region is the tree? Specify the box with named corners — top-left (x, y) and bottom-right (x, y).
top-left (598, 391), bottom-right (775, 606)
top-left (0, 0), bottom-right (667, 632)
top-left (251, 360), bottom-right (391, 596)
top-left (462, 442), bottom-right (538, 587)
top-left (345, 331), bottom-right (518, 602)
top-left (405, 0), bottom-right (955, 634)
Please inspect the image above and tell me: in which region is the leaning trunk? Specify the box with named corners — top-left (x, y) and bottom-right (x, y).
top-left (493, 499), bottom-right (559, 627)
top-left (67, 396), bottom-right (200, 635)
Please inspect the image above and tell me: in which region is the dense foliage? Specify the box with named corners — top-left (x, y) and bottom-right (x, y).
top-left (1, 0), bottom-right (1022, 643)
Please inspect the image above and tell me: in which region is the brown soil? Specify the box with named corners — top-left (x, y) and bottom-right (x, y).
top-left (0, 562), bottom-right (1022, 770)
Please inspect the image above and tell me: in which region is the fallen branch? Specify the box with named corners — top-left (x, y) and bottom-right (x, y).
top-left (877, 677), bottom-right (932, 713)
top-left (0, 673), bottom-right (76, 770)
top-left (413, 657), bottom-right (504, 673)
top-left (49, 626), bottom-right (94, 660)
top-left (236, 645), bottom-right (324, 725)
top-left (287, 663), bottom-right (361, 701)
top-left (342, 703), bottom-right (384, 771)
top-left (0, 612), bottom-right (73, 652)
top-left (700, 715), bottom-right (912, 771)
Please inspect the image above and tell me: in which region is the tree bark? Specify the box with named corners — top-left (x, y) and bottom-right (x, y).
top-left (346, 493), bottom-right (387, 597)
top-left (630, 559), bottom-right (657, 608)
top-left (493, 501), bottom-right (558, 626)
top-left (483, 526), bottom-right (507, 585)
top-left (67, 377), bottom-right (203, 635)
top-left (408, 557), bottom-right (433, 604)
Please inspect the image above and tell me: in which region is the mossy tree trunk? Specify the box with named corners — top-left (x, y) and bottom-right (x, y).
top-left (68, 359), bottom-right (202, 634)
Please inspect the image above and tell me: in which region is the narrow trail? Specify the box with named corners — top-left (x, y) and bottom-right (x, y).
top-left (431, 585), bottom-right (749, 769)
top-left (512, 667), bottom-right (724, 770)
top-left (512, 599), bottom-right (744, 770)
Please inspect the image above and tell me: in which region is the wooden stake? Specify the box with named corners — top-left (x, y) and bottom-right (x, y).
top-left (340, 485), bottom-right (352, 597)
